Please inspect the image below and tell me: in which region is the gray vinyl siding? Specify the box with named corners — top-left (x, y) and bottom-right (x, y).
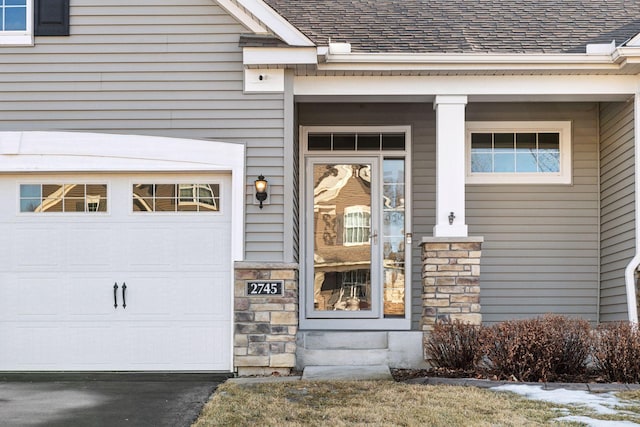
top-left (297, 103), bottom-right (435, 329)
top-left (0, 0), bottom-right (285, 262)
top-left (599, 101), bottom-right (636, 322)
top-left (466, 103), bottom-right (600, 324)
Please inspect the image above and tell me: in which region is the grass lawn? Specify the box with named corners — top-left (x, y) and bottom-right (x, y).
top-left (192, 380), bottom-right (610, 426)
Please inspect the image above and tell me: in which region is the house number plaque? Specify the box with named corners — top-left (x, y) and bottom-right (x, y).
top-left (246, 280), bottom-right (284, 296)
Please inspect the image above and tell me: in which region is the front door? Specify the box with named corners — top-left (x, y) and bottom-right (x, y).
top-left (302, 127), bottom-right (411, 329)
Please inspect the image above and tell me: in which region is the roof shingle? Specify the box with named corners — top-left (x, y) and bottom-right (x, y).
top-left (262, 0), bottom-right (640, 53)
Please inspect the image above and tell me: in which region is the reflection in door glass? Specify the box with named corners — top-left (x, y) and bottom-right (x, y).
top-left (313, 164), bottom-right (372, 312)
top-left (383, 159), bottom-right (405, 317)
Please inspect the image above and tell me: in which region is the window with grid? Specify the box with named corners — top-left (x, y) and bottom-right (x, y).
top-left (466, 121), bottom-right (571, 184)
top-left (1, 0), bottom-right (31, 44)
top-left (19, 183), bottom-right (108, 213)
top-left (132, 183), bottom-right (220, 213)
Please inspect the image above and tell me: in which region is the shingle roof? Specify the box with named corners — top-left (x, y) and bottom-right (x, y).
top-left (262, 0), bottom-right (640, 53)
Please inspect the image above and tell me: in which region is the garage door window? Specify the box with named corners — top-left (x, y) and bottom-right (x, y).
top-left (132, 183), bottom-right (220, 212)
top-left (19, 184), bottom-right (108, 213)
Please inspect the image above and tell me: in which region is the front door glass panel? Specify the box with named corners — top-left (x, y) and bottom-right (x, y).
top-left (383, 159), bottom-right (405, 317)
top-left (312, 163), bottom-right (373, 313)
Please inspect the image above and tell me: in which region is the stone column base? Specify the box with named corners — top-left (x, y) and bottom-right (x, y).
top-left (420, 237), bottom-right (483, 330)
top-left (234, 262), bottom-right (298, 377)
top-left (420, 237), bottom-right (483, 363)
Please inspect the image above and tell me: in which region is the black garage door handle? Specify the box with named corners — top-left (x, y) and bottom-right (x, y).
top-left (122, 283), bottom-right (127, 309)
top-left (113, 282), bottom-right (118, 308)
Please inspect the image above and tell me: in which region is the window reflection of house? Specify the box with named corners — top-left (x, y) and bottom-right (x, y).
top-left (132, 183), bottom-right (219, 212)
top-left (178, 184), bottom-right (218, 211)
top-left (343, 205), bottom-right (370, 246)
top-left (86, 194), bottom-right (101, 212)
top-left (313, 164), bottom-right (373, 311)
top-left (19, 184), bottom-right (107, 213)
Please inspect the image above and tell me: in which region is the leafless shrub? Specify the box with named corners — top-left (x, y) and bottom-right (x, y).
top-left (593, 322), bottom-right (640, 383)
top-left (424, 320), bottom-right (483, 370)
top-left (480, 314), bottom-right (592, 382)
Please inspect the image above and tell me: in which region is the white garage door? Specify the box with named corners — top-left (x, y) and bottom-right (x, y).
top-left (0, 173), bottom-right (232, 371)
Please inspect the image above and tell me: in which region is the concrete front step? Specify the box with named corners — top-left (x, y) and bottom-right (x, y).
top-left (296, 331), bottom-right (429, 370)
top-left (302, 365), bottom-right (393, 381)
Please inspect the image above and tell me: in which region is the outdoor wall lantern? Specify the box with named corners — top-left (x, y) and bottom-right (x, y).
top-left (448, 211), bottom-right (455, 225)
top-left (255, 175), bottom-right (268, 209)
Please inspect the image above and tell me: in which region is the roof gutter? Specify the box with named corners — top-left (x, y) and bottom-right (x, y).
top-left (316, 49), bottom-right (640, 73)
top-left (625, 92), bottom-right (640, 324)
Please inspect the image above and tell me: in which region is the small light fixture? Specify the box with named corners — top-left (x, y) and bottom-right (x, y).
top-left (255, 175), bottom-right (268, 209)
top-left (448, 211), bottom-right (455, 225)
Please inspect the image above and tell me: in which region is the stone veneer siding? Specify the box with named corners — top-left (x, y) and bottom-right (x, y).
top-left (234, 262), bottom-right (299, 376)
top-left (420, 237), bottom-right (484, 334)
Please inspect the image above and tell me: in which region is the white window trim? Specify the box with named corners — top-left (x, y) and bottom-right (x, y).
top-left (465, 121), bottom-right (572, 185)
top-left (0, 0), bottom-right (34, 46)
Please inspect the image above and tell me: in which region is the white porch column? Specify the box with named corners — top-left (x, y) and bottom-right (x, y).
top-left (433, 95), bottom-right (468, 237)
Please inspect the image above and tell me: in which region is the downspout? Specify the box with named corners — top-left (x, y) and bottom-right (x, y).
top-left (624, 92), bottom-right (640, 323)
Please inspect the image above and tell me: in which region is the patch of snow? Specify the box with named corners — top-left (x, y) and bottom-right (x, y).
top-left (556, 416), bottom-right (640, 426)
top-left (492, 384), bottom-right (640, 426)
top-left (491, 384), bottom-right (623, 415)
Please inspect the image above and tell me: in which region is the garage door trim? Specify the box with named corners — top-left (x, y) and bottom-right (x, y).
top-left (0, 131), bottom-right (245, 372)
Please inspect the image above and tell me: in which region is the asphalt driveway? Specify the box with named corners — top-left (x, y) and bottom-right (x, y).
top-left (0, 373), bottom-right (230, 427)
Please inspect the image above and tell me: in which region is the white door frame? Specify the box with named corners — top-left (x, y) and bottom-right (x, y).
top-left (299, 126), bottom-right (412, 330)
top-left (0, 131), bottom-right (245, 371)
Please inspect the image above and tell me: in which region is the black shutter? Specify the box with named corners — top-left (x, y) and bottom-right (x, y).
top-left (34, 0), bottom-right (70, 36)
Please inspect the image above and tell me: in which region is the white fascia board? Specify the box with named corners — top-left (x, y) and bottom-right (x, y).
top-left (626, 33), bottom-right (640, 47)
top-left (235, 0), bottom-right (314, 46)
top-left (321, 52), bottom-right (621, 72)
top-left (0, 132), bottom-right (245, 172)
top-left (243, 47), bottom-right (317, 65)
top-left (215, 0), bottom-right (268, 33)
top-left (293, 74), bottom-right (640, 97)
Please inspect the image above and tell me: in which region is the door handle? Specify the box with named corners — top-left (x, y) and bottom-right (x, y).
top-left (122, 282), bottom-right (127, 309)
top-left (371, 230), bottom-right (378, 245)
top-left (113, 283), bottom-right (118, 308)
